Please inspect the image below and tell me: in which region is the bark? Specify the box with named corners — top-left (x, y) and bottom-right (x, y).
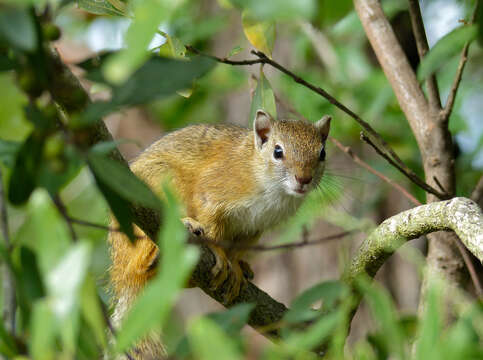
top-left (353, 0), bottom-right (462, 311)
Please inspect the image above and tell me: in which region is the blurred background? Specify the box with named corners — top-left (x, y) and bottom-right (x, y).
top-left (1, 0), bottom-right (481, 357)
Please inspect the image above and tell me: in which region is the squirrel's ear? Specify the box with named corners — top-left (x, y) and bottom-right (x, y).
top-left (254, 109), bottom-right (272, 149)
top-left (315, 115), bottom-right (331, 141)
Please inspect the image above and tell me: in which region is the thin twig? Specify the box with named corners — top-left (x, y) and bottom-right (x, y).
top-left (407, 0), bottom-right (441, 110)
top-left (189, 231), bottom-right (353, 252)
top-left (0, 168), bottom-right (16, 336)
top-left (360, 133), bottom-right (449, 199)
top-left (52, 195), bottom-right (77, 242)
top-left (441, 0), bottom-right (480, 122)
top-left (330, 137), bottom-right (421, 206)
top-left (100, 297), bottom-right (135, 360)
top-left (454, 237), bottom-right (483, 298)
top-left (471, 175), bottom-right (483, 207)
top-left (186, 45), bottom-right (447, 199)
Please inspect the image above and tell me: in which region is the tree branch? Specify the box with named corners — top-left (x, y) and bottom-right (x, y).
top-left (407, 0), bottom-right (442, 111)
top-left (344, 197), bottom-right (483, 318)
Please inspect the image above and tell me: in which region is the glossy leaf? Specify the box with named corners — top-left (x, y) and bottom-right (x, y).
top-left (87, 153), bottom-right (162, 211)
top-left (249, 68), bottom-right (277, 121)
top-left (418, 25), bottom-right (478, 81)
top-left (94, 174), bottom-right (135, 239)
top-left (83, 56), bottom-right (214, 122)
top-left (0, 7), bottom-right (37, 51)
top-left (227, 45), bottom-right (243, 58)
top-left (242, 11), bottom-right (275, 57)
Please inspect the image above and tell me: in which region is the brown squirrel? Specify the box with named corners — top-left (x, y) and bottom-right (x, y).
top-left (108, 109), bottom-right (331, 358)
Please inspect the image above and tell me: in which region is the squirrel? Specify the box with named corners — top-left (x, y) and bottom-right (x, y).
top-left (108, 109), bottom-right (331, 358)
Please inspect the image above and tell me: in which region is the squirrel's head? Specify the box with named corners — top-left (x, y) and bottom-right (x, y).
top-left (253, 109), bottom-right (331, 197)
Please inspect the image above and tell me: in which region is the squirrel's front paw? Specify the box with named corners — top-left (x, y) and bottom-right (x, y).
top-left (208, 245), bottom-right (246, 304)
top-left (182, 217), bottom-right (205, 237)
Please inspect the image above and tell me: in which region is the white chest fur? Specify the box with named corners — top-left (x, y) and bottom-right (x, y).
top-left (229, 183), bottom-right (303, 238)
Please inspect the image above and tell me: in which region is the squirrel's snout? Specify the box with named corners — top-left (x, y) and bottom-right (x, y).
top-left (295, 175), bottom-right (312, 185)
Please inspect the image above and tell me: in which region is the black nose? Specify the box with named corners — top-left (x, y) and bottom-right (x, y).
top-left (295, 176), bottom-right (312, 185)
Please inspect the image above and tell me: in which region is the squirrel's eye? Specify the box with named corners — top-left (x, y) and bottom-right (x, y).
top-left (273, 145), bottom-right (284, 159)
top-left (319, 147), bottom-right (326, 161)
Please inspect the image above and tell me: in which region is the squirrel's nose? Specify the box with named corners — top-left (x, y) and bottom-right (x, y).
top-left (295, 175), bottom-right (312, 185)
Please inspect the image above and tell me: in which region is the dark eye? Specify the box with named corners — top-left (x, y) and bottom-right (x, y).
top-left (273, 145), bottom-right (283, 159)
top-left (319, 147), bottom-right (326, 161)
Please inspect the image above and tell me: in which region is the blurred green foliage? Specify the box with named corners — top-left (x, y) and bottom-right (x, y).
top-left (0, 0), bottom-right (482, 358)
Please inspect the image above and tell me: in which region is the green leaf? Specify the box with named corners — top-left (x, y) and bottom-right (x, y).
top-left (0, 139), bottom-right (20, 167)
top-left (242, 10), bottom-right (275, 57)
top-left (87, 153), bottom-right (162, 212)
top-left (227, 45), bottom-right (243, 58)
top-left (284, 281), bottom-right (349, 323)
top-left (0, 316), bottom-right (18, 357)
top-left (158, 33), bottom-right (186, 59)
top-left (187, 317), bottom-right (243, 360)
top-left (233, 0), bottom-right (316, 21)
top-left (94, 175), bottom-right (135, 239)
top-left (0, 53), bottom-right (15, 71)
top-left (115, 190), bottom-right (199, 352)
top-left (249, 68), bottom-right (277, 121)
top-left (82, 56), bottom-right (214, 122)
top-left (356, 277), bottom-right (406, 359)
top-left (46, 242), bottom-right (92, 321)
top-left (89, 139), bottom-right (134, 155)
top-left (29, 300), bottom-right (58, 360)
top-left (77, 0), bottom-right (128, 16)
top-left (0, 7), bottom-right (37, 52)
top-left (418, 25), bottom-right (478, 81)
top-left (284, 309), bottom-right (342, 353)
top-left (207, 303), bottom-right (254, 334)
top-left (103, 0), bottom-right (172, 84)
top-left (112, 56), bottom-right (214, 107)
top-left (8, 133), bottom-right (44, 205)
top-left (415, 282), bottom-right (442, 360)
top-left (81, 275), bottom-right (108, 347)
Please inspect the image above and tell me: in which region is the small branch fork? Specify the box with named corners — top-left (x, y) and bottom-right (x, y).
top-left (360, 133), bottom-right (449, 199)
top-left (186, 46), bottom-right (448, 200)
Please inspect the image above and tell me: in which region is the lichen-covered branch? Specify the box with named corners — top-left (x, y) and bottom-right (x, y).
top-left (344, 197), bottom-right (482, 284)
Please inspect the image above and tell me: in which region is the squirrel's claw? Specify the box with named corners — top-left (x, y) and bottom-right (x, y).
top-left (239, 259), bottom-right (254, 280)
top-left (207, 245), bottom-right (247, 304)
top-left (182, 217), bottom-right (205, 237)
